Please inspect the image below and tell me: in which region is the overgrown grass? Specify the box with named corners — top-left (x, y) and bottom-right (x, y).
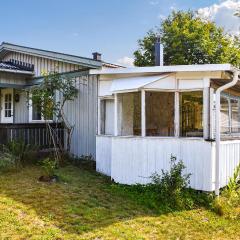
top-left (111, 183), bottom-right (213, 214)
top-left (0, 165), bottom-right (239, 239)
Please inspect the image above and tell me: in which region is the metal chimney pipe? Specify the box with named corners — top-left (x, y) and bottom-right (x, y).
top-left (92, 52), bottom-right (102, 61)
top-left (155, 36), bottom-right (164, 66)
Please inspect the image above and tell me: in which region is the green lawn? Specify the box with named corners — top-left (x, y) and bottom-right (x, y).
top-left (0, 165), bottom-right (239, 240)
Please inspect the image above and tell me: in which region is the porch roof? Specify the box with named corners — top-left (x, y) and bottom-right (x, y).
top-left (110, 74), bottom-right (169, 93)
top-left (90, 63), bottom-right (239, 76)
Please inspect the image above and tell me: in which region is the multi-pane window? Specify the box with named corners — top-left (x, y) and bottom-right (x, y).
top-left (180, 91), bottom-right (203, 137)
top-left (220, 94), bottom-right (240, 135)
top-left (220, 96), bottom-right (230, 134)
top-left (4, 93), bottom-right (12, 118)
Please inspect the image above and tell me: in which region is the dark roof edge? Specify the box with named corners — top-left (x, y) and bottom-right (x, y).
top-left (0, 42), bottom-right (102, 69)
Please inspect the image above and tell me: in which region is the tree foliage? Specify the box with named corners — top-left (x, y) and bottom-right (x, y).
top-left (28, 71), bottom-right (78, 161)
top-left (134, 11), bottom-right (240, 68)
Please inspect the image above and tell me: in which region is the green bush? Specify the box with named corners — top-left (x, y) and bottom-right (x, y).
top-left (213, 162), bottom-right (240, 218)
top-left (149, 155), bottom-right (191, 210)
top-left (111, 156), bottom-right (212, 213)
top-left (0, 140), bottom-right (38, 170)
top-left (0, 148), bottom-right (16, 171)
top-left (7, 140), bottom-right (38, 166)
top-left (41, 158), bottom-right (57, 177)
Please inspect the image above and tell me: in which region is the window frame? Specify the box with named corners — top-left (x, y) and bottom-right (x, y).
top-left (28, 94), bottom-right (54, 123)
top-left (220, 92), bottom-right (240, 137)
top-left (179, 90), bottom-right (204, 138)
top-left (98, 96), bottom-right (115, 136)
top-left (98, 89), bottom-right (206, 139)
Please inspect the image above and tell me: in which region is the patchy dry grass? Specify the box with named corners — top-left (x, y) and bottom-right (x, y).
top-left (0, 166), bottom-right (239, 239)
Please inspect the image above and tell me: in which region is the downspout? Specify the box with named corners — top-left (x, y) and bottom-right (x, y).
top-left (215, 69), bottom-right (239, 195)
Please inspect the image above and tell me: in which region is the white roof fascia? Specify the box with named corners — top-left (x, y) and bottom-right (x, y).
top-left (90, 64), bottom-right (235, 75)
top-left (0, 68), bottom-right (34, 75)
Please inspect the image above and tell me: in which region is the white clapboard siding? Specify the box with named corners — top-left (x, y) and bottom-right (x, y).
top-left (2, 52), bottom-right (81, 77)
top-left (97, 136), bottom-right (214, 191)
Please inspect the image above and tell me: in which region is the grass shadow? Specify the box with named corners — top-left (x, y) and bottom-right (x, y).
top-left (0, 165), bottom-right (158, 238)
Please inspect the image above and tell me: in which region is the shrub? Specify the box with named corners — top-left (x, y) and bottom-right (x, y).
top-left (6, 140), bottom-right (38, 166)
top-left (149, 155), bottom-right (191, 209)
top-left (41, 158), bottom-right (57, 177)
top-left (0, 148), bottom-right (16, 171)
top-left (213, 162), bottom-right (240, 218)
top-left (0, 140), bottom-right (38, 170)
top-left (111, 156), bottom-right (212, 213)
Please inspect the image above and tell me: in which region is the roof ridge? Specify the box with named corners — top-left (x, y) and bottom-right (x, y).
top-left (0, 42), bottom-right (99, 62)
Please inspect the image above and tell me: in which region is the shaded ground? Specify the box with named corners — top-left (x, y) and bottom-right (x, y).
top-left (0, 165), bottom-right (239, 239)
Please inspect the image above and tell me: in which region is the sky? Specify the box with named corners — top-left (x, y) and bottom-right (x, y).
top-left (0, 0), bottom-right (239, 66)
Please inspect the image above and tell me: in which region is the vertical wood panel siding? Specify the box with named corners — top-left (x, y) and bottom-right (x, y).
top-left (96, 136), bottom-right (214, 191)
top-left (64, 74), bottom-right (98, 158)
top-left (2, 52), bottom-right (82, 77)
top-left (219, 140), bottom-right (240, 188)
top-left (14, 89), bottom-right (29, 123)
top-left (96, 136), bottom-right (112, 176)
top-left (0, 72), bottom-right (26, 85)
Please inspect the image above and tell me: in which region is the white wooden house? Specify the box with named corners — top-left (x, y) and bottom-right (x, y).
top-left (91, 64), bottom-right (240, 194)
top-left (0, 42), bottom-right (119, 158)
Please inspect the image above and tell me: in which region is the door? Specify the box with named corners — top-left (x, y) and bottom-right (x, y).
top-left (1, 89), bottom-right (13, 123)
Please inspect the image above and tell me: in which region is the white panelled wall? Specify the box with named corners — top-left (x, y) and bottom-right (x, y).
top-left (97, 136), bottom-right (215, 191)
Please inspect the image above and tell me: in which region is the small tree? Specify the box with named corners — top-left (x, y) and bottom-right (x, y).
top-left (28, 71), bottom-right (78, 164)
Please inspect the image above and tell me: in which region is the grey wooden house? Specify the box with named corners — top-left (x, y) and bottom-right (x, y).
top-left (0, 42), bottom-right (119, 157)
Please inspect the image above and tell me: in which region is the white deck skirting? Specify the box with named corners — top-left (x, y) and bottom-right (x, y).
top-left (219, 140), bottom-right (240, 188)
top-left (96, 136), bottom-right (240, 192)
top-left (97, 136), bottom-right (217, 191)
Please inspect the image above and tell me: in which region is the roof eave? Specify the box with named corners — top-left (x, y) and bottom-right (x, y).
top-left (0, 43), bottom-right (102, 69)
top-left (0, 68), bottom-right (34, 75)
top-left (90, 64), bottom-right (237, 75)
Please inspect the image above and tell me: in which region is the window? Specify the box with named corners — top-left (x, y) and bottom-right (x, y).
top-left (100, 99), bottom-right (114, 135)
top-left (29, 97), bottom-right (53, 122)
top-left (231, 98), bottom-right (240, 133)
top-left (4, 94), bottom-right (12, 118)
top-left (146, 92), bottom-right (174, 136)
top-left (220, 96), bottom-right (230, 134)
top-left (119, 92), bottom-right (141, 136)
top-left (180, 91), bottom-right (203, 137)
top-left (220, 94), bottom-right (240, 135)
top-left (32, 102), bottom-right (42, 120)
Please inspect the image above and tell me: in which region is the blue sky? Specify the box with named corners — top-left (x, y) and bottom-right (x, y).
top-left (1, 0), bottom-right (239, 65)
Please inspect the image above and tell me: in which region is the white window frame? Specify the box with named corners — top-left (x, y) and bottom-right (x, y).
top-left (28, 95), bottom-right (53, 123)
top-left (98, 96), bottom-right (115, 136)
top-left (220, 92), bottom-right (240, 136)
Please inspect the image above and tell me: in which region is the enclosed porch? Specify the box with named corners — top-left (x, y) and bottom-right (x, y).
top-left (96, 69), bottom-right (240, 192)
